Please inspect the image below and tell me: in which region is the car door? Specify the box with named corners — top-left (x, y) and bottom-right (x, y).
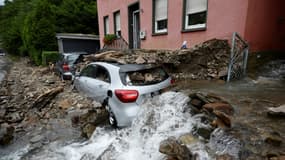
top-left (85, 65), bottom-right (111, 103)
top-left (74, 65), bottom-right (96, 95)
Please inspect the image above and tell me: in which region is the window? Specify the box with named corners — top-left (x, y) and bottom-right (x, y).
top-left (153, 0), bottom-right (168, 34)
top-left (183, 0), bottom-right (207, 31)
top-left (104, 16), bottom-right (110, 35)
top-left (114, 11), bottom-right (121, 37)
top-left (80, 65), bottom-right (96, 78)
top-left (95, 66), bottom-right (111, 83)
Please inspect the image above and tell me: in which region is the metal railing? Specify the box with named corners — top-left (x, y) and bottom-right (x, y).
top-left (103, 37), bottom-right (129, 50)
top-left (227, 32), bottom-right (249, 82)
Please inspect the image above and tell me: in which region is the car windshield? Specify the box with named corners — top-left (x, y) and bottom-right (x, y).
top-left (122, 67), bottom-right (169, 86)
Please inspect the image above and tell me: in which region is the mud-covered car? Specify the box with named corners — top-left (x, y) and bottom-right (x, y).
top-left (55, 52), bottom-right (87, 80)
top-left (74, 62), bottom-right (173, 127)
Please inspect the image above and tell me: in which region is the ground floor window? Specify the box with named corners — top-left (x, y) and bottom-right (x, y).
top-left (183, 0), bottom-right (207, 31)
top-left (153, 0), bottom-right (168, 34)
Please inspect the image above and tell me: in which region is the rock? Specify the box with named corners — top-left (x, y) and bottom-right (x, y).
top-left (0, 123), bottom-right (14, 145)
top-left (159, 137), bottom-right (193, 160)
top-left (6, 112), bottom-right (23, 123)
top-left (203, 102), bottom-right (234, 115)
top-left (80, 153), bottom-right (96, 160)
top-left (82, 123), bottom-right (96, 138)
top-left (189, 98), bottom-right (204, 109)
top-left (79, 108), bottom-right (108, 126)
top-left (216, 154), bottom-right (235, 160)
top-left (211, 118), bottom-right (227, 129)
top-left (135, 55), bottom-right (146, 64)
top-left (213, 110), bottom-right (231, 128)
top-left (30, 135), bottom-right (44, 144)
top-left (267, 104), bottom-right (285, 117)
top-left (58, 99), bottom-right (72, 110)
top-left (78, 108), bottom-right (108, 138)
top-left (194, 125), bottom-right (213, 139)
top-left (178, 133), bottom-right (198, 145)
top-left (263, 132), bottom-right (282, 147)
top-left (0, 108), bottom-right (6, 118)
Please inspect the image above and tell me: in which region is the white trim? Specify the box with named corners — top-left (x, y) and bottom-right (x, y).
top-left (56, 33), bottom-right (99, 40)
top-left (184, 0), bottom-right (207, 30)
top-left (104, 16), bottom-right (110, 34)
top-left (155, 20), bottom-right (167, 33)
top-left (115, 12), bottom-right (121, 32)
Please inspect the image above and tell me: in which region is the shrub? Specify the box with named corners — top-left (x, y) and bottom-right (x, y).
top-left (42, 51), bottom-right (60, 66)
top-left (103, 34), bottom-right (117, 45)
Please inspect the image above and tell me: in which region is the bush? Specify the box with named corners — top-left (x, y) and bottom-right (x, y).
top-left (42, 51), bottom-right (60, 66)
top-left (29, 48), bottom-right (42, 66)
top-left (103, 34), bottom-right (117, 45)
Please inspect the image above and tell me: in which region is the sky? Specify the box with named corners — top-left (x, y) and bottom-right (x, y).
top-left (0, 0), bottom-right (4, 6)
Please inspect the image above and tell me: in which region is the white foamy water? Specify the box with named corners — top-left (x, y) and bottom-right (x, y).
top-left (1, 92), bottom-right (211, 160)
top-left (57, 92), bottom-right (210, 160)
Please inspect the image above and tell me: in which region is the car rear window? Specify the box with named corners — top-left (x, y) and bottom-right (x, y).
top-left (66, 54), bottom-right (80, 64)
top-left (121, 67), bottom-right (169, 86)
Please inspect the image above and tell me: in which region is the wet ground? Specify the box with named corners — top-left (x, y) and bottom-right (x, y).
top-left (1, 58), bottom-right (285, 160)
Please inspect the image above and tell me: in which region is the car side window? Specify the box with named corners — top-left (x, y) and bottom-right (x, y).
top-left (95, 66), bottom-right (111, 83)
top-left (80, 65), bottom-right (96, 78)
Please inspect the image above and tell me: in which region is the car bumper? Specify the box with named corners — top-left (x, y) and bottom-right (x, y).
top-left (62, 72), bottom-right (73, 80)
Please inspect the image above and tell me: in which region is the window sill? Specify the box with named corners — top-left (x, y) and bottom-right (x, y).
top-left (181, 27), bottom-right (206, 33)
top-left (152, 32), bottom-right (168, 36)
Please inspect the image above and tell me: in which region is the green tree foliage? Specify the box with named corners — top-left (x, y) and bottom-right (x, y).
top-left (0, 0), bottom-right (98, 64)
top-left (52, 0), bottom-right (98, 34)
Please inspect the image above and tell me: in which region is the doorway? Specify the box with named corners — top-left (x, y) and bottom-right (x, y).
top-left (128, 3), bottom-right (140, 49)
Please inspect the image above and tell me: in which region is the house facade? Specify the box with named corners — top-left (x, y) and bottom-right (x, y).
top-left (97, 0), bottom-right (285, 52)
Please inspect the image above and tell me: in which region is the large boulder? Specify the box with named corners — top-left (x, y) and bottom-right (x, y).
top-left (267, 104), bottom-right (285, 118)
top-left (159, 137), bottom-right (193, 160)
top-left (203, 102), bottom-right (234, 115)
top-left (73, 107), bottom-right (109, 138)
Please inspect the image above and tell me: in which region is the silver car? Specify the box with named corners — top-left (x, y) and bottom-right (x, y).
top-left (55, 52), bottom-right (88, 80)
top-left (74, 62), bottom-right (173, 127)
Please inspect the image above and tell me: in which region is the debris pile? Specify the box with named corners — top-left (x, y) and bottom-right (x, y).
top-left (81, 39), bottom-right (231, 80)
top-left (0, 59), bottom-right (107, 145)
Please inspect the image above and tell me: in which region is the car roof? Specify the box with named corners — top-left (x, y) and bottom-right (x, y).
top-left (63, 52), bottom-right (88, 56)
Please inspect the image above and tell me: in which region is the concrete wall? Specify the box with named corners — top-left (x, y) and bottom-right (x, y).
top-left (97, 0), bottom-right (250, 49)
top-left (244, 0), bottom-right (285, 52)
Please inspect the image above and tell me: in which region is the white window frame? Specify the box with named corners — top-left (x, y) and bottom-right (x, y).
top-left (154, 0), bottom-right (168, 33)
top-left (114, 11), bottom-right (121, 37)
top-left (184, 0), bottom-right (207, 30)
top-left (104, 16), bottom-right (110, 35)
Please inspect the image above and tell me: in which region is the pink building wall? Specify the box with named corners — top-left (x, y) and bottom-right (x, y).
top-left (244, 0), bottom-right (285, 52)
top-left (97, 0), bottom-right (284, 51)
